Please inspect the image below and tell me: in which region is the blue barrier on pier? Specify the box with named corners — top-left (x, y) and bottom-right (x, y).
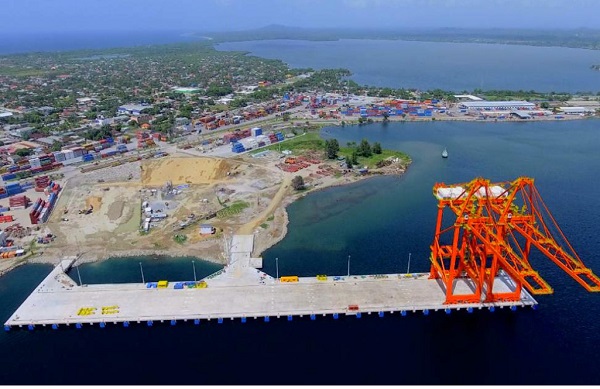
top-left (511, 306), bottom-right (517, 311)
top-left (401, 310), bottom-right (407, 316)
top-left (218, 318), bottom-right (223, 324)
top-left (378, 311), bottom-right (384, 318)
top-left (241, 317), bottom-right (246, 323)
top-left (489, 306), bottom-right (495, 313)
top-left (123, 321), bottom-right (129, 327)
top-left (170, 320), bottom-right (176, 326)
top-left (194, 319), bottom-right (200, 325)
top-left (28, 324), bottom-right (34, 331)
top-left (356, 313), bottom-right (362, 319)
top-left (147, 320), bottom-right (153, 327)
top-left (264, 316), bottom-right (270, 322)
top-left (423, 309), bottom-right (429, 316)
top-left (467, 307), bottom-right (474, 314)
top-left (100, 322), bottom-right (106, 328)
top-left (52, 324), bottom-right (58, 330)
top-left (76, 323), bottom-right (82, 329)
top-left (310, 314), bottom-right (316, 321)
top-left (445, 308), bottom-right (451, 315)
top-left (287, 315), bottom-right (293, 321)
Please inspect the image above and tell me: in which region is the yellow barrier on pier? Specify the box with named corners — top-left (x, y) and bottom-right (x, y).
top-left (280, 276), bottom-right (299, 283)
top-left (316, 275), bottom-right (327, 281)
top-left (157, 280), bottom-right (169, 288)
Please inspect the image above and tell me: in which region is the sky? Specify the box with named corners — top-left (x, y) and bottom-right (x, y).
top-left (2, 0), bottom-right (600, 33)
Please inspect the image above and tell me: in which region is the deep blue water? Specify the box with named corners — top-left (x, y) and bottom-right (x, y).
top-left (216, 39), bottom-right (600, 93)
top-left (1, 120), bottom-right (600, 384)
top-left (0, 31), bottom-right (204, 55)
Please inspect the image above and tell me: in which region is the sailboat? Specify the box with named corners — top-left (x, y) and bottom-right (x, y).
top-left (442, 148), bottom-right (448, 158)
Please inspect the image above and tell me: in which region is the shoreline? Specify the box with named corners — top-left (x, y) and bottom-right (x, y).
top-left (9, 160), bottom-right (409, 275)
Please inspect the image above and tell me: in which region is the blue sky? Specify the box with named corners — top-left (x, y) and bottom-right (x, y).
top-left (3, 0), bottom-right (599, 33)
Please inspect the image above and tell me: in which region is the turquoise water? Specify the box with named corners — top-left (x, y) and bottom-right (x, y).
top-left (216, 39), bottom-right (600, 92)
top-left (1, 119), bottom-right (599, 384)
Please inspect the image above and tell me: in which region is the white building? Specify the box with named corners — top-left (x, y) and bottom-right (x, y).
top-left (459, 101), bottom-right (536, 111)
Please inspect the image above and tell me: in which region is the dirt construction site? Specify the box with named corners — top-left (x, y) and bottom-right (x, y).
top-left (11, 144), bottom-right (408, 269)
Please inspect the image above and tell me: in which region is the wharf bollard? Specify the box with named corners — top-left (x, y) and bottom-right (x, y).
top-left (194, 319), bottom-right (200, 325)
top-left (264, 316), bottom-right (270, 323)
top-left (445, 308), bottom-right (452, 315)
top-left (401, 310), bottom-right (407, 317)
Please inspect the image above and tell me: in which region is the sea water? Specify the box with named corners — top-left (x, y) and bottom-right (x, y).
top-left (0, 120), bottom-right (599, 384)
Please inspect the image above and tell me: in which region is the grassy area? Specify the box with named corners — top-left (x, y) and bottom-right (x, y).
top-left (255, 132), bottom-right (325, 154)
top-left (252, 131), bottom-right (411, 169)
top-left (339, 148), bottom-right (411, 169)
top-left (217, 200), bottom-right (250, 218)
top-left (0, 67), bottom-right (49, 77)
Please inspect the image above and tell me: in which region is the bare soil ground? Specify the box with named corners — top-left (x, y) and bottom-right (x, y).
top-left (21, 151), bottom-right (409, 270)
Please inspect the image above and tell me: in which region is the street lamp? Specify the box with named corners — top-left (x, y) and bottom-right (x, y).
top-left (139, 262), bottom-right (145, 284)
top-left (407, 253), bottom-right (411, 274)
top-left (192, 260), bottom-right (197, 282)
top-left (276, 257), bottom-right (279, 282)
top-left (347, 255), bottom-right (351, 277)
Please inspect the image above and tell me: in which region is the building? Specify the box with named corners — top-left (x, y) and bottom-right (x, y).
top-left (459, 101), bottom-right (536, 111)
top-left (558, 107), bottom-right (593, 115)
top-left (199, 224), bottom-right (216, 235)
top-left (117, 104), bottom-right (153, 116)
top-left (453, 94), bottom-right (484, 101)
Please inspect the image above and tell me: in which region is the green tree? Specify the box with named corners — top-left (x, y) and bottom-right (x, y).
top-left (372, 142), bottom-right (382, 154)
top-left (291, 175), bottom-right (305, 191)
top-left (358, 139), bottom-right (372, 157)
top-left (540, 102), bottom-right (550, 109)
top-left (325, 138), bottom-right (340, 159)
top-left (15, 148), bottom-right (33, 157)
top-left (350, 150), bottom-right (359, 166)
top-left (51, 141), bottom-right (62, 152)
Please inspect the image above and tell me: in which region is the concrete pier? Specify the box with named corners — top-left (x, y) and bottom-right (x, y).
top-left (4, 236), bottom-right (537, 329)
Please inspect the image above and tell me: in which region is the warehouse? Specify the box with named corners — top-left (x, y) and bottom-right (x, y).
top-left (459, 101), bottom-right (536, 111)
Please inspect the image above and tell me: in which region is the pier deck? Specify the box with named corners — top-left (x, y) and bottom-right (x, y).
top-left (5, 236), bottom-right (537, 328)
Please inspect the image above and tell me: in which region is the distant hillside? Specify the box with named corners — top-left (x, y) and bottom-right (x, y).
top-left (203, 25), bottom-right (600, 50)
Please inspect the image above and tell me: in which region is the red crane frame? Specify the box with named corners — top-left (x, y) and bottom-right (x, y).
top-left (429, 177), bottom-right (600, 304)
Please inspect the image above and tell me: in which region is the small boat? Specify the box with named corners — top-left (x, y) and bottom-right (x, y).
top-left (442, 148), bottom-right (448, 158)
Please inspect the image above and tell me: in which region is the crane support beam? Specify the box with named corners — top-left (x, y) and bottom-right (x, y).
top-left (431, 177), bottom-right (600, 304)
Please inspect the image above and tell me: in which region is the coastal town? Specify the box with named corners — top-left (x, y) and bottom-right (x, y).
top-left (1, 41), bottom-right (599, 276)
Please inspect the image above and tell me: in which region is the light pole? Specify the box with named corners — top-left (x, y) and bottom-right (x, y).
top-left (76, 262), bottom-right (83, 286)
top-left (347, 255), bottom-right (351, 277)
top-left (139, 262), bottom-right (145, 284)
top-left (407, 252), bottom-right (411, 274)
top-left (276, 257), bottom-right (279, 282)
top-left (192, 260), bottom-right (197, 282)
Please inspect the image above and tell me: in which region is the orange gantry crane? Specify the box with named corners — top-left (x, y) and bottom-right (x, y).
top-left (429, 177), bottom-right (600, 304)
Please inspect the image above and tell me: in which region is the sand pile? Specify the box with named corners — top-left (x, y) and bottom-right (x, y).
top-left (141, 157), bottom-right (235, 186)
